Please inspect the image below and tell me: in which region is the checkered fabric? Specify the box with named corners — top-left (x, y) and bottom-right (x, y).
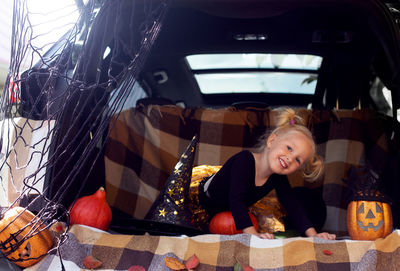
top-left (104, 105), bottom-right (394, 236)
top-left (0, 118), bottom-right (55, 206)
top-left (26, 225), bottom-right (400, 270)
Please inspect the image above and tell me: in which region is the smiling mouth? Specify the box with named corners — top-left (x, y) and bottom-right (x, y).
top-left (279, 158), bottom-right (288, 169)
top-left (357, 220), bottom-right (384, 232)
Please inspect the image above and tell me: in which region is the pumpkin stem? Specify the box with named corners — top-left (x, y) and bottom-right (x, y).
top-left (95, 187), bottom-right (106, 200)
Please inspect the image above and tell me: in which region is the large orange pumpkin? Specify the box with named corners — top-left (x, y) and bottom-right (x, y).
top-left (0, 207), bottom-right (53, 267)
top-left (69, 187), bottom-right (112, 231)
top-left (209, 211), bottom-right (258, 235)
top-left (347, 200), bottom-right (392, 240)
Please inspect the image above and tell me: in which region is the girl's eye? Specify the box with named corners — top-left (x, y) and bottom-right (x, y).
top-left (296, 157), bottom-right (301, 164)
top-left (287, 145), bottom-right (292, 151)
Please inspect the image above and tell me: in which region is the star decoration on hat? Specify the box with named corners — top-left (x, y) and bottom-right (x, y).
top-left (159, 208), bottom-right (167, 217)
top-left (145, 135), bottom-right (198, 227)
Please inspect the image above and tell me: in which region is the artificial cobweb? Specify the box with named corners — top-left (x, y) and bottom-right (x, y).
top-left (0, 0), bottom-right (170, 268)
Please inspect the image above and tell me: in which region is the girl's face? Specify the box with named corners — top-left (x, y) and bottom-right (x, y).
top-left (266, 130), bottom-right (313, 175)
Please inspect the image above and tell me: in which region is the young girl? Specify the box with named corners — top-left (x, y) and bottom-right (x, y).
top-left (198, 107), bottom-right (336, 240)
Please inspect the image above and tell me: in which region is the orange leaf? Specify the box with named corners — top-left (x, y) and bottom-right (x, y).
top-left (185, 254), bottom-right (200, 269)
top-left (83, 255), bottom-right (102, 269)
top-left (165, 257), bottom-right (185, 270)
top-left (323, 249), bottom-right (333, 255)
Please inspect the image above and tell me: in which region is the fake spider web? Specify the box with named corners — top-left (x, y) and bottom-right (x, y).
top-left (0, 0), bottom-right (170, 268)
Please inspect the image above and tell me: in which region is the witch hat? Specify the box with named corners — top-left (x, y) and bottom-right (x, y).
top-left (145, 135), bottom-right (198, 227)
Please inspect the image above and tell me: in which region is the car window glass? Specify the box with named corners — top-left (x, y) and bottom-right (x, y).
top-left (186, 54), bottom-right (322, 95)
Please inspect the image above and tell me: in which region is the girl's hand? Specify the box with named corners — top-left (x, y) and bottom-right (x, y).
top-left (257, 232), bottom-right (274, 239)
top-left (243, 226), bottom-right (274, 239)
top-left (314, 232), bottom-right (336, 240)
top-left (305, 227), bottom-right (336, 240)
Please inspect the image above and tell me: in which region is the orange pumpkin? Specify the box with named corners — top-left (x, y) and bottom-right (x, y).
top-left (209, 211), bottom-right (258, 235)
top-left (347, 200), bottom-right (393, 240)
top-left (69, 187), bottom-right (112, 231)
top-left (0, 207), bottom-right (53, 267)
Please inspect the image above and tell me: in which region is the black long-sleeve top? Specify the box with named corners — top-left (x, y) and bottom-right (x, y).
top-left (199, 150), bottom-right (313, 234)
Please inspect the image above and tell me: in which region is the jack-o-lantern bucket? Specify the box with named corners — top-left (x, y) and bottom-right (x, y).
top-left (344, 166), bottom-right (393, 241)
top-left (347, 192), bottom-right (393, 240)
top-left (0, 207), bottom-right (53, 267)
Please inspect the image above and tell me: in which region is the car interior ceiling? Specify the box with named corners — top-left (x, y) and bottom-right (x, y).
top-left (119, 1), bottom-right (392, 111)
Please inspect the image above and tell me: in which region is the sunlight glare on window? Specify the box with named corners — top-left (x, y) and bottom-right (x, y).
top-left (186, 54), bottom-right (322, 94)
top-left (186, 54), bottom-right (322, 70)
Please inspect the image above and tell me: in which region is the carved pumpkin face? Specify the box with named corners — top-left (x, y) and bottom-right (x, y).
top-left (0, 207), bottom-right (53, 267)
top-left (347, 200), bottom-right (393, 240)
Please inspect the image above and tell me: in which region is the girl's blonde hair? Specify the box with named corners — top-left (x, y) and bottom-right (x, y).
top-left (254, 107), bottom-right (324, 181)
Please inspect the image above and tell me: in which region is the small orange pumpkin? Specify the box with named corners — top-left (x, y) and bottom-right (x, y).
top-left (209, 211), bottom-right (258, 235)
top-left (0, 207), bottom-right (53, 267)
top-left (69, 187), bottom-right (112, 231)
top-left (347, 199), bottom-right (393, 240)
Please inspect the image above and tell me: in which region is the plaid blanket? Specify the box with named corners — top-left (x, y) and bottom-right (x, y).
top-left (0, 117), bottom-right (55, 206)
top-left (104, 105), bottom-right (395, 236)
top-left (26, 225), bottom-right (400, 270)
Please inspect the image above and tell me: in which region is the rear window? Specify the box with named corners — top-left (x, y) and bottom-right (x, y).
top-left (186, 54), bottom-right (322, 95)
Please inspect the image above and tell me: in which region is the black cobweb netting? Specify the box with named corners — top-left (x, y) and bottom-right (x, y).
top-left (0, 0), bottom-right (170, 267)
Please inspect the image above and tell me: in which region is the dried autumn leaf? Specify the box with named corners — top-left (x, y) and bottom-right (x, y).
top-left (50, 221), bottom-right (66, 232)
top-left (83, 255), bottom-right (102, 269)
top-left (234, 262), bottom-right (242, 271)
top-left (185, 254), bottom-right (200, 270)
top-left (128, 265), bottom-right (146, 271)
top-left (165, 257), bottom-right (185, 270)
top-left (241, 263), bottom-right (255, 271)
top-left (323, 249), bottom-right (333, 255)
top-left (234, 260), bottom-right (255, 271)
